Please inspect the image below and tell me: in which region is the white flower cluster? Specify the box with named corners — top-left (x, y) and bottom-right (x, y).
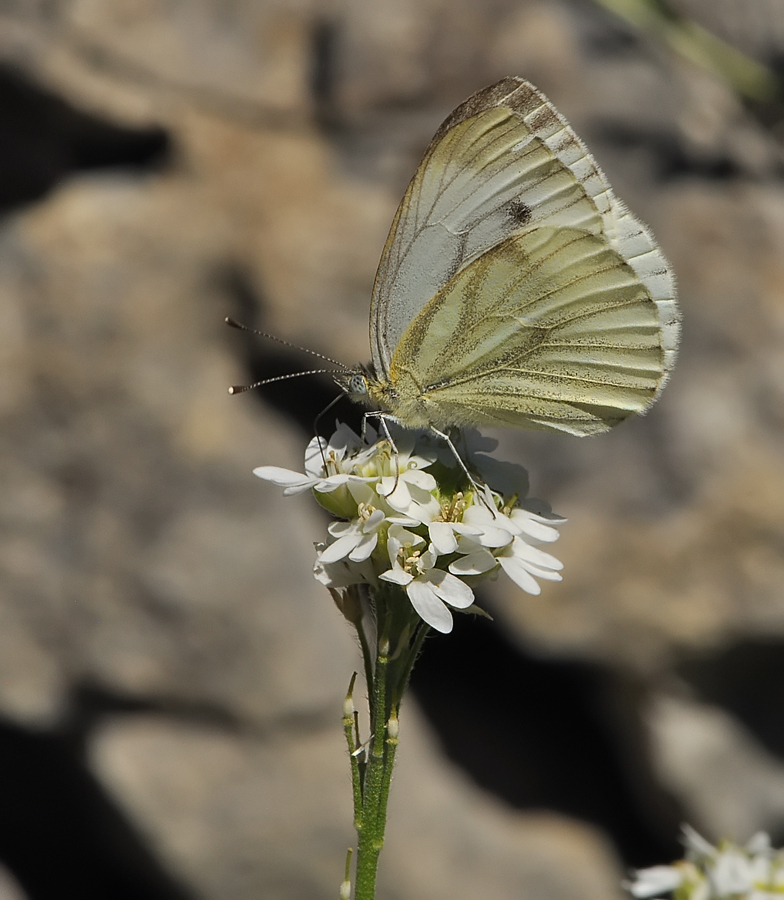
top-left (629, 826), bottom-right (784, 900)
top-left (254, 422), bottom-right (565, 634)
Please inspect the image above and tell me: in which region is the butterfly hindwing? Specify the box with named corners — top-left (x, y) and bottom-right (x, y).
top-left (383, 227), bottom-right (665, 435)
top-left (604, 195), bottom-right (679, 386)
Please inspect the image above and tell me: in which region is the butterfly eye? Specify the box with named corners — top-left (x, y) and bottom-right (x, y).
top-left (348, 374), bottom-right (368, 397)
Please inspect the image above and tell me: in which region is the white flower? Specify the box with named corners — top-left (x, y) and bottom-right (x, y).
top-left (379, 525), bottom-right (474, 633)
top-left (316, 478), bottom-right (424, 567)
top-left (627, 866), bottom-right (684, 898)
top-left (255, 422), bottom-right (439, 518)
top-left (710, 848), bottom-right (755, 896)
top-left (255, 421), bottom-right (567, 634)
top-left (321, 506), bottom-right (387, 564)
top-left (254, 423), bottom-right (373, 496)
top-left (447, 502), bottom-right (563, 593)
top-left (371, 430), bottom-right (440, 522)
top-left (626, 828), bottom-right (784, 900)
top-left (379, 465), bottom-right (441, 522)
top-left (495, 536), bottom-right (563, 593)
top-left (683, 824), bottom-right (719, 861)
top-left (314, 550), bottom-right (376, 590)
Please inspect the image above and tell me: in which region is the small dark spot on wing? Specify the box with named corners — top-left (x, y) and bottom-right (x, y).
top-left (507, 199), bottom-right (532, 226)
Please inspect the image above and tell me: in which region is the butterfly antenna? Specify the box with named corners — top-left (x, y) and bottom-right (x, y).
top-left (228, 369), bottom-right (336, 395)
top-left (225, 317), bottom-right (348, 369)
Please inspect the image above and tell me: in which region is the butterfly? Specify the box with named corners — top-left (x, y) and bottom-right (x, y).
top-left (337, 76), bottom-right (679, 437)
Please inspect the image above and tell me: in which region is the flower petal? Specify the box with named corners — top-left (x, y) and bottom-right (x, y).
top-left (314, 554), bottom-right (375, 589)
top-left (406, 580), bottom-right (453, 633)
top-left (387, 524), bottom-right (425, 549)
top-left (451, 522), bottom-right (483, 536)
top-left (401, 469), bottom-right (437, 491)
top-left (328, 520), bottom-right (354, 537)
top-left (319, 533), bottom-right (361, 564)
top-left (627, 866), bottom-right (683, 898)
top-left (498, 556), bottom-right (542, 594)
top-left (449, 548), bottom-right (497, 576)
top-left (303, 437), bottom-right (329, 477)
top-left (682, 825), bottom-right (715, 859)
top-left (362, 509), bottom-right (387, 533)
top-left (429, 522), bottom-right (458, 555)
top-left (421, 545), bottom-right (438, 568)
top-left (710, 849), bottom-right (753, 895)
top-left (327, 422), bottom-right (364, 457)
top-left (517, 562), bottom-right (562, 582)
top-left (403, 495), bottom-right (442, 526)
top-left (379, 566), bottom-right (413, 586)
top-left (427, 569), bottom-right (474, 609)
top-left (461, 507), bottom-right (514, 547)
top-left (506, 537), bottom-right (563, 571)
top-left (462, 505), bottom-right (496, 527)
top-left (379, 476), bottom-right (410, 507)
top-left (349, 532), bottom-right (378, 562)
top-left (508, 509), bottom-right (562, 542)
top-left (253, 466), bottom-right (314, 493)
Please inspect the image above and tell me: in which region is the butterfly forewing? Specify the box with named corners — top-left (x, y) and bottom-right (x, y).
top-left (370, 79), bottom-right (615, 379)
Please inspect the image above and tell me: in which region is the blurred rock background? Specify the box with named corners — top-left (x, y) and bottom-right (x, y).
top-left (1, 0), bottom-right (784, 898)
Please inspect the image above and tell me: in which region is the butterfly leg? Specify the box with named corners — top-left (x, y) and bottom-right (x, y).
top-left (364, 412), bottom-right (406, 498)
top-left (373, 413), bottom-right (400, 453)
top-left (428, 426), bottom-right (496, 513)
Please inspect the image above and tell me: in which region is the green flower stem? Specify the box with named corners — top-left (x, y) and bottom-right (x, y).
top-left (594, 0), bottom-right (778, 100)
top-left (355, 613), bottom-right (375, 723)
top-left (354, 631), bottom-right (390, 900)
top-left (339, 849), bottom-right (353, 900)
top-left (373, 712), bottom-right (398, 843)
top-left (348, 586), bottom-right (428, 899)
top-left (392, 622), bottom-right (429, 704)
top-left (343, 674), bottom-right (363, 828)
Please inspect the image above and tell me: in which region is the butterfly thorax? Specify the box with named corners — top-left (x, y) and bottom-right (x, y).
top-left (336, 363), bottom-right (434, 428)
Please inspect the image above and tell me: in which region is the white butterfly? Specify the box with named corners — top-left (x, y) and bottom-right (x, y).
top-left (338, 76), bottom-right (679, 437)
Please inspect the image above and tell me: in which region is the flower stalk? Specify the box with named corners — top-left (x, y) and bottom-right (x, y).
top-left (255, 422), bottom-right (566, 898)
top-left (349, 596), bottom-right (422, 900)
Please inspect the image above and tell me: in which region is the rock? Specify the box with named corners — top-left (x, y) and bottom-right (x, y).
top-left (647, 693), bottom-right (784, 841)
top-left (89, 705), bottom-right (623, 900)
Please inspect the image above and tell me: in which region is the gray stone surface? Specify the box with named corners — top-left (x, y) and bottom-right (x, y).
top-left (648, 693), bottom-right (784, 842)
top-left (90, 705), bottom-right (623, 900)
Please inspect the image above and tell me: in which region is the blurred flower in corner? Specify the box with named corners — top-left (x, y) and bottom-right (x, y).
top-left (628, 825), bottom-right (784, 900)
